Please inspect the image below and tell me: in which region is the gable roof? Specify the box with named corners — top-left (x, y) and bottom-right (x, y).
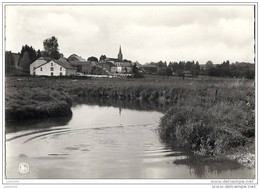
top-left (31, 57), bottom-right (49, 68)
top-left (53, 58), bottom-right (75, 69)
top-left (35, 58), bottom-right (75, 70)
top-left (68, 54), bottom-right (86, 62)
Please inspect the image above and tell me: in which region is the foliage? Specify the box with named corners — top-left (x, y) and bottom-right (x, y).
top-left (99, 55), bottom-right (106, 62)
top-left (6, 85), bottom-right (72, 120)
top-left (5, 76), bottom-right (254, 160)
top-left (18, 45), bottom-right (40, 73)
top-left (42, 36), bottom-right (61, 60)
top-left (87, 56), bottom-right (98, 62)
top-left (168, 61), bottom-right (200, 77)
top-left (158, 79), bottom-right (254, 157)
top-left (132, 63), bottom-right (144, 78)
top-left (5, 51), bottom-right (14, 73)
top-left (19, 51), bottom-right (31, 72)
top-left (204, 60), bottom-right (255, 79)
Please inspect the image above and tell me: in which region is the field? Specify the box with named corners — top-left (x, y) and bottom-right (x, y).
top-left (5, 75), bottom-right (255, 167)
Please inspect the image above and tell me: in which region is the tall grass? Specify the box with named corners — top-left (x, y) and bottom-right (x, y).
top-left (5, 76), bottom-right (255, 159)
top-left (5, 86), bottom-right (72, 120)
top-left (158, 80), bottom-right (255, 157)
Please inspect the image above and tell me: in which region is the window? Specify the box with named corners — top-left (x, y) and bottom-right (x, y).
top-left (60, 72), bottom-right (63, 76)
top-left (51, 72), bottom-right (54, 76)
top-left (51, 62), bottom-right (53, 66)
top-left (60, 67), bottom-right (62, 71)
top-left (50, 67), bottom-right (54, 71)
top-left (40, 67), bottom-right (42, 71)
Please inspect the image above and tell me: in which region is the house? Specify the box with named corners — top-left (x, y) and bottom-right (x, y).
top-left (67, 54), bottom-right (96, 74)
top-left (98, 61), bottom-right (115, 72)
top-left (111, 62), bottom-right (132, 73)
top-left (101, 46), bottom-right (133, 74)
top-left (30, 57), bottom-right (76, 76)
top-left (30, 57), bottom-right (51, 75)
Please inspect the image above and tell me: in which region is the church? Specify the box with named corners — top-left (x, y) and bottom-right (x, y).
top-left (103, 46), bottom-right (133, 74)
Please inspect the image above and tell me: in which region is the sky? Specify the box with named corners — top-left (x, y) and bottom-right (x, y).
top-left (5, 4), bottom-right (255, 64)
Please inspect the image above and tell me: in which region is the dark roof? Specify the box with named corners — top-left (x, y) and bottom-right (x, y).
top-left (99, 61), bottom-right (115, 67)
top-left (118, 62), bottom-right (132, 67)
top-left (53, 58), bottom-right (75, 69)
top-left (35, 58), bottom-right (75, 70)
top-left (68, 54), bottom-right (86, 62)
top-left (38, 57), bottom-right (52, 62)
top-left (69, 60), bottom-right (96, 66)
top-left (105, 57), bottom-right (121, 62)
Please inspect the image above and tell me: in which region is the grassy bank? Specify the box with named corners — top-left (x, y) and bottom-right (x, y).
top-left (5, 81), bottom-right (72, 121)
top-left (5, 75), bottom-right (255, 167)
top-left (158, 79), bottom-right (255, 168)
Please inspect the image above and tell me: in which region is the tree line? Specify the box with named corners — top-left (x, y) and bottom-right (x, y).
top-left (143, 60), bottom-right (254, 79)
top-left (202, 60), bottom-right (254, 79)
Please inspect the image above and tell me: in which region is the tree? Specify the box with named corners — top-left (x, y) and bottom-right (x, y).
top-left (191, 61), bottom-right (200, 76)
top-left (87, 56), bottom-right (98, 62)
top-left (5, 51), bottom-right (14, 74)
top-left (36, 49), bottom-right (41, 58)
top-left (19, 51), bottom-right (31, 72)
top-left (132, 63), bottom-right (144, 78)
top-left (43, 36), bottom-right (61, 60)
top-left (168, 62), bottom-right (179, 73)
top-left (206, 60), bottom-right (214, 70)
top-left (99, 55), bottom-right (106, 62)
top-left (50, 50), bottom-right (61, 60)
top-left (18, 45), bottom-right (38, 73)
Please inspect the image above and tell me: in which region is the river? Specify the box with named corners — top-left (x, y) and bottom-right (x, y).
top-left (5, 99), bottom-right (254, 179)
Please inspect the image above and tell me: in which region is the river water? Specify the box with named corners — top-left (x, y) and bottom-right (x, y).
top-left (5, 99), bottom-right (254, 179)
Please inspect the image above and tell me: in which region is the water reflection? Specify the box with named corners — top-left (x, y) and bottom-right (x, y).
top-left (5, 99), bottom-right (254, 179)
top-left (172, 154), bottom-right (247, 178)
top-left (119, 107), bottom-right (122, 116)
top-left (5, 115), bottom-right (72, 134)
top-left (72, 96), bottom-right (170, 113)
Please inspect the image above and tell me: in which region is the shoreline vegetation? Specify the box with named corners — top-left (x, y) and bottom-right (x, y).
top-left (5, 75), bottom-right (255, 168)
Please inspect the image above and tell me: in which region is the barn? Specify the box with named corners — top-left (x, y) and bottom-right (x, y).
top-left (30, 57), bottom-right (76, 76)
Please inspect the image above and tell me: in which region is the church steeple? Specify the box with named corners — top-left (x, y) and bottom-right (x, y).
top-left (118, 45), bottom-right (123, 61)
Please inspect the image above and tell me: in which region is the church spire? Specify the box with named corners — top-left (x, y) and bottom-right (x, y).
top-left (118, 45), bottom-right (123, 61)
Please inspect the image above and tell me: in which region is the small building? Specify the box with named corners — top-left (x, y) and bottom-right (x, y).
top-left (111, 62), bottom-right (132, 73)
top-left (30, 57), bottom-right (76, 76)
top-left (102, 46), bottom-right (133, 74)
top-left (67, 54), bottom-right (97, 74)
top-left (98, 61), bottom-right (115, 72)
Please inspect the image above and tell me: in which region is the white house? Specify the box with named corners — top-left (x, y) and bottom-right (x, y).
top-left (111, 62), bottom-right (132, 73)
top-left (30, 57), bottom-right (76, 76)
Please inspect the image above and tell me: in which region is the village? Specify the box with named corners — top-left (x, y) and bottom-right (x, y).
top-left (6, 45), bottom-right (137, 78)
top-left (5, 38), bottom-right (255, 80)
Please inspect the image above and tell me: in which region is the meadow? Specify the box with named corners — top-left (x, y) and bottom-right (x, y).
top-left (5, 75), bottom-right (255, 166)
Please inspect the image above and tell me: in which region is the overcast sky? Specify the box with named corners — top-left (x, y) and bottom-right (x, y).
top-left (5, 4), bottom-right (254, 64)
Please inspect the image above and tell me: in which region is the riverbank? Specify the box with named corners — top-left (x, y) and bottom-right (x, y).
top-left (5, 75), bottom-right (255, 168)
top-left (5, 78), bottom-right (72, 120)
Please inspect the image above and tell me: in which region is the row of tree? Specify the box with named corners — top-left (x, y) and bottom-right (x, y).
top-left (144, 60), bottom-right (201, 77)
top-left (143, 60), bottom-right (254, 79)
top-left (202, 60), bottom-right (255, 79)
